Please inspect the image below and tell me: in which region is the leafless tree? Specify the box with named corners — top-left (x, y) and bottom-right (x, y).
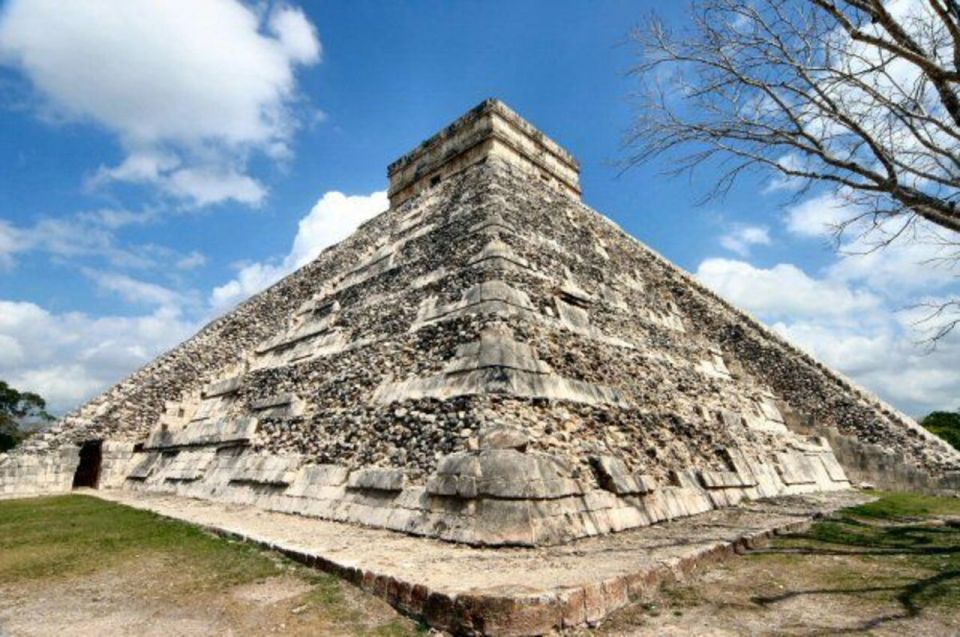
top-left (626, 0), bottom-right (960, 341)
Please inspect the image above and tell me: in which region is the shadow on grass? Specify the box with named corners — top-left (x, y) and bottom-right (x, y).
top-left (747, 506), bottom-right (960, 635)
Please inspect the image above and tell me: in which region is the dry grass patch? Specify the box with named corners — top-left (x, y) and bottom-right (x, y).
top-left (0, 495), bottom-right (424, 637)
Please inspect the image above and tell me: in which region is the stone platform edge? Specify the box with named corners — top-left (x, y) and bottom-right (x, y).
top-left (86, 489), bottom-right (872, 636)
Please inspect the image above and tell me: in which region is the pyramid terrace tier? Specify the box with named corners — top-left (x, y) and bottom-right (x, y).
top-left (3, 148), bottom-right (958, 544)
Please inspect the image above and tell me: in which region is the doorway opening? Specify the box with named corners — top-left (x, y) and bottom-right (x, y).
top-left (72, 439), bottom-right (103, 489)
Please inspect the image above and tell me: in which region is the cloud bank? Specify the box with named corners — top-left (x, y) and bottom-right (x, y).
top-left (0, 189), bottom-right (385, 414)
top-left (700, 194), bottom-right (960, 416)
top-left (0, 0), bottom-right (321, 207)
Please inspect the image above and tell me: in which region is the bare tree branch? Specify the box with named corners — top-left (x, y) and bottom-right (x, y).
top-left (626, 0), bottom-right (960, 342)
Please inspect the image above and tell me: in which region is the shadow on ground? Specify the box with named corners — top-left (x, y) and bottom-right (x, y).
top-left (589, 491), bottom-right (960, 637)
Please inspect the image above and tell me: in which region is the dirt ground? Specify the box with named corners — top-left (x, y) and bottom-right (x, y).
top-left (0, 496), bottom-right (423, 636)
top-left (585, 493), bottom-right (960, 636)
top-left (0, 567), bottom-right (420, 636)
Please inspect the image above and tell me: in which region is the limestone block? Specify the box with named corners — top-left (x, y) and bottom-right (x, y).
top-left (415, 280), bottom-right (535, 326)
top-left (479, 426), bottom-right (529, 451)
top-left (163, 450), bottom-right (216, 481)
top-left (646, 303), bottom-right (685, 332)
top-left (435, 452), bottom-right (482, 478)
top-left (776, 452), bottom-right (818, 485)
top-left (190, 397), bottom-right (221, 422)
top-left (670, 468), bottom-right (701, 489)
top-left (746, 458), bottom-right (784, 498)
top-left (146, 416), bottom-right (257, 449)
top-left (373, 365), bottom-right (629, 407)
top-left (427, 454), bottom-right (482, 498)
top-left (231, 454), bottom-right (302, 485)
top-left (287, 464), bottom-right (351, 497)
top-left (468, 213), bottom-right (517, 236)
top-left (555, 298), bottom-right (590, 330)
top-left (203, 375), bottom-right (243, 398)
top-left (721, 448), bottom-right (759, 486)
top-left (634, 474), bottom-right (658, 493)
top-left (257, 310), bottom-right (340, 354)
top-left (445, 327), bottom-right (551, 375)
top-left (251, 394), bottom-right (304, 419)
top-left (476, 450), bottom-right (581, 499)
top-left (556, 280), bottom-right (594, 307)
top-left (719, 410), bottom-right (744, 430)
top-left (699, 470), bottom-right (750, 489)
top-left (817, 452), bottom-right (849, 482)
top-left (425, 474), bottom-right (479, 498)
top-left (758, 395), bottom-right (785, 423)
top-left (592, 456), bottom-right (642, 495)
top-left (467, 238), bottom-right (531, 270)
top-left (348, 468), bottom-right (407, 492)
top-left (695, 353), bottom-right (732, 380)
top-left (473, 498), bottom-right (535, 545)
top-left (335, 247), bottom-right (398, 293)
top-left (127, 453), bottom-right (160, 480)
top-left (599, 285), bottom-right (628, 311)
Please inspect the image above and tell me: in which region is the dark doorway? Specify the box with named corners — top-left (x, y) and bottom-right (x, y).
top-left (72, 440), bottom-right (103, 488)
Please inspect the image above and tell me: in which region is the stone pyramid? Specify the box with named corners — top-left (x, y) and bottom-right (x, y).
top-left (3, 99), bottom-right (958, 545)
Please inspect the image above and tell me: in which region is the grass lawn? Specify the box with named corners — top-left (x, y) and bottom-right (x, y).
top-left (591, 491), bottom-right (960, 636)
top-left (0, 494), bottom-right (424, 636)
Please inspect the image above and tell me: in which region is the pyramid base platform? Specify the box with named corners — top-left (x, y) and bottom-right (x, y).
top-left (87, 488), bottom-right (871, 636)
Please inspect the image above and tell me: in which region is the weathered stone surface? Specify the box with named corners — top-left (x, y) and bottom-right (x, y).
top-left (348, 467), bottom-right (407, 492)
top-left (479, 426), bottom-right (529, 451)
top-left (593, 455), bottom-right (641, 495)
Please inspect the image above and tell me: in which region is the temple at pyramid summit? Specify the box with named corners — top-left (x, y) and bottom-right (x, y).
top-left (2, 99), bottom-right (958, 546)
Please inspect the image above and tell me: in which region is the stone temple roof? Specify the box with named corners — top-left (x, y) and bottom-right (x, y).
top-left (387, 98), bottom-right (581, 206)
top-left (3, 99), bottom-right (958, 545)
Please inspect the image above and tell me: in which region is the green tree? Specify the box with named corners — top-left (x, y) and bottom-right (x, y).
top-left (0, 381), bottom-right (54, 452)
top-left (920, 410), bottom-right (960, 451)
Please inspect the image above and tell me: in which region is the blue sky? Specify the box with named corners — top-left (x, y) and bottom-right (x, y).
top-left (0, 0), bottom-right (956, 416)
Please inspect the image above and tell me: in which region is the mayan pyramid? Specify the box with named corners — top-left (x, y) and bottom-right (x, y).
top-left (2, 99), bottom-right (958, 545)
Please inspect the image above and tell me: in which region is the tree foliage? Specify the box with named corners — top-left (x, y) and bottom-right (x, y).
top-left (627, 0), bottom-right (960, 340)
top-left (920, 409), bottom-right (960, 449)
top-left (0, 380), bottom-right (53, 452)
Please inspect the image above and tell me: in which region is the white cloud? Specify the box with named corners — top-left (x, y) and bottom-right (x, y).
top-left (0, 300), bottom-right (196, 414)
top-left (762, 153), bottom-right (807, 194)
top-left (211, 189), bottom-right (388, 310)
top-left (718, 224), bottom-right (771, 257)
top-left (165, 166), bottom-right (267, 207)
top-left (175, 251), bottom-right (206, 271)
top-left (772, 318), bottom-right (960, 416)
top-left (784, 192), bottom-right (849, 238)
top-left (75, 208), bottom-right (158, 230)
top-left (696, 258), bottom-right (881, 319)
top-left (697, 256), bottom-right (960, 415)
top-left (83, 268), bottom-right (183, 307)
top-left (209, 261), bottom-right (288, 312)
top-left (0, 209), bottom-right (198, 271)
top-left (0, 187), bottom-right (386, 413)
top-left (827, 235), bottom-right (959, 296)
top-left (0, 219), bottom-right (23, 268)
top-left (784, 192), bottom-right (959, 295)
top-left (268, 6), bottom-right (322, 64)
top-left (0, 0), bottom-right (321, 207)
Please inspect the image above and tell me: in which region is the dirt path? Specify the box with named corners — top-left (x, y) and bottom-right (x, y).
top-left (0, 495), bottom-right (421, 637)
top-left (581, 494), bottom-right (960, 636)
